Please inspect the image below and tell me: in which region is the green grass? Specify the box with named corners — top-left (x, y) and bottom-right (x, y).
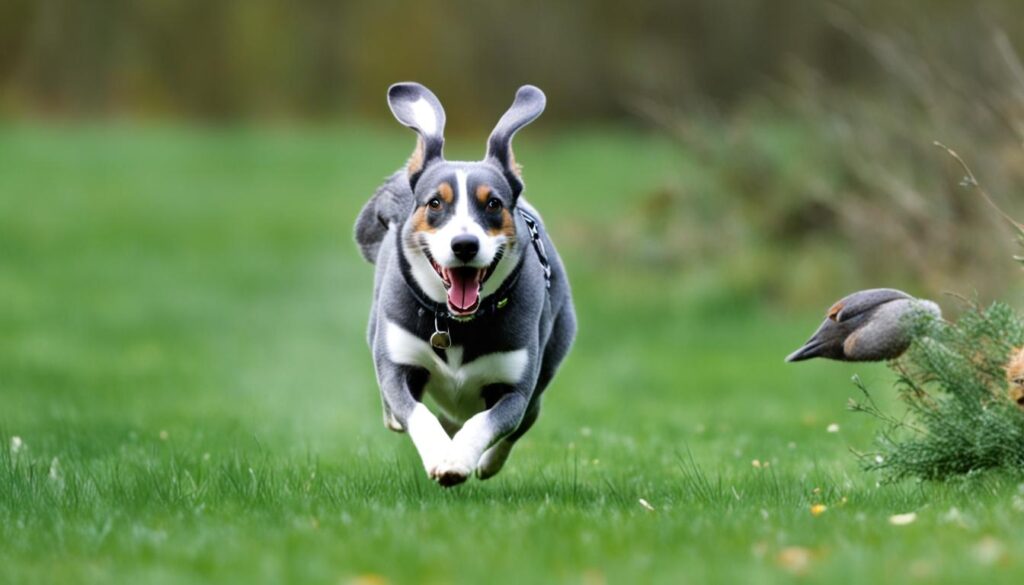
top-left (1, 124), bottom-right (1022, 584)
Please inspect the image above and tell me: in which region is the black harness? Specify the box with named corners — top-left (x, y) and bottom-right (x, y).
top-left (396, 208), bottom-right (552, 348)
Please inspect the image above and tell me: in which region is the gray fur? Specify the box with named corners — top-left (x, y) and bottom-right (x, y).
top-left (354, 171), bottom-right (413, 263)
top-left (786, 288), bottom-right (940, 363)
top-left (486, 85), bottom-right (546, 195)
top-left (387, 83), bottom-right (446, 178)
top-left (356, 83), bottom-right (576, 487)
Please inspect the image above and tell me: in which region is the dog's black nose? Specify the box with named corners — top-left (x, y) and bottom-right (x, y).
top-left (451, 234), bottom-right (479, 262)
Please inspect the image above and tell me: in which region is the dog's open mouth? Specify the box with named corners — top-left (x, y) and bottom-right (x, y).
top-left (429, 260), bottom-right (495, 317)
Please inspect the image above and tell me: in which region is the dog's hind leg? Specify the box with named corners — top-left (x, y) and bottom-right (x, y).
top-left (381, 397), bottom-right (404, 433)
top-left (534, 308), bottom-right (577, 395)
top-left (476, 398), bottom-right (540, 480)
top-left (477, 309), bottom-right (574, 480)
top-left (476, 440), bottom-right (513, 479)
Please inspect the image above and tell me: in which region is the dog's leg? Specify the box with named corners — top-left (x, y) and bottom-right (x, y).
top-left (375, 364), bottom-right (451, 477)
top-left (476, 398), bottom-right (540, 479)
top-left (381, 398), bottom-right (404, 433)
top-left (476, 440), bottom-right (513, 479)
top-left (376, 321), bottom-right (462, 479)
top-left (434, 392), bottom-right (529, 485)
top-left (404, 402), bottom-right (453, 478)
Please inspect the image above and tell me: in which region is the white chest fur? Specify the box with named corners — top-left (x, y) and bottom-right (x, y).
top-left (385, 321), bottom-right (528, 422)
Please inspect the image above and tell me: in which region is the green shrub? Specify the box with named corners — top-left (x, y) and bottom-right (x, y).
top-left (852, 301), bottom-right (1024, 480)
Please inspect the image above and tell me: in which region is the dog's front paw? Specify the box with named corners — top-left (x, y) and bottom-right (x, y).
top-left (429, 451), bottom-right (475, 487)
top-left (430, 462), bottom-right (471, 487)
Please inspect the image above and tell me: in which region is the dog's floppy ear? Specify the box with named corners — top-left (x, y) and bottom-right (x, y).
top-left (485, 85), bottom-right (546, 197)
top-left (387, 82), bottom-right (446, 188)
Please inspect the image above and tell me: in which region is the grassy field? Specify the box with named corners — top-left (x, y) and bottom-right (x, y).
top-left (1, 124), bottom-right (1022, 584)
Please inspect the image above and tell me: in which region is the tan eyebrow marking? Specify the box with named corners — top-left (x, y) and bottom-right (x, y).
top-left (437, 182), bottom-right (454, 203)
top-left (476, 185), bottom-right (492, 204)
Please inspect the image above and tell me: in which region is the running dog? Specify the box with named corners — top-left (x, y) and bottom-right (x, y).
top-left (354, 82), bottom-right (576, 487)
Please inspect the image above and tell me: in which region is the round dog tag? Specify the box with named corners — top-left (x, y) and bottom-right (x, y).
top-left (430, 331), bottom-right (451, 349)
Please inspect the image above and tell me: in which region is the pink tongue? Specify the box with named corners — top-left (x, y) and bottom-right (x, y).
top-left (447, 270), bottom-right (480, 311)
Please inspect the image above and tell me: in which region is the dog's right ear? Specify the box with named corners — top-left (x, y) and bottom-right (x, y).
top-left (387, 82), bottom-right (446, 189)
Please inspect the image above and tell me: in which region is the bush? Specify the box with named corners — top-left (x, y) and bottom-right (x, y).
top-left (852, 301), bottom-right (1024, 480)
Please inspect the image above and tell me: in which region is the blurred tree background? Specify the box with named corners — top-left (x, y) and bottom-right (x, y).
top-left (2, 0), bottom-right (1024, 305)
top-left (1, 0), bottom-right (1019, 124)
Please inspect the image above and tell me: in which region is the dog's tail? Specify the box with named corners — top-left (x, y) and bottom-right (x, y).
top-left (354, 172), bottom-right (413, 264)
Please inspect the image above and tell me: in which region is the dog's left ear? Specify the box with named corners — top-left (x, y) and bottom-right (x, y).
top-left (485, 85), bottom-right (546, 197)
top-left (387, 82), bottom-right (447, 188)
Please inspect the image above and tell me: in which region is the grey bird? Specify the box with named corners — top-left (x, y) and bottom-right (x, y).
top-left (786, 288), bottom-right (941, 363)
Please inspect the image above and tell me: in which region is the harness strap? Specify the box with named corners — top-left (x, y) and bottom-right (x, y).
top-left (518, 208), bottom-right (552, 289)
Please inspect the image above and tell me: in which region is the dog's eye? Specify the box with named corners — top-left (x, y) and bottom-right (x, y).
top-left (486, 198), bottom-right (502, 212)
top-left (427, 197), bottom-right (442, 210)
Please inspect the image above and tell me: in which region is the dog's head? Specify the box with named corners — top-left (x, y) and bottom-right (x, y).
top-left (387, 82), bottom-right (545, 318)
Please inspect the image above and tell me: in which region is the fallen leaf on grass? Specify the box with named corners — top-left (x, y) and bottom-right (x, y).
top-left (973, 537), bottom-right (1005, 566)
top-left (346, 575), bottom-right (389, 585)
top-left (776, 547), bottom-right (813, 574)
top-left (889, 512), bottom-right (917, 526)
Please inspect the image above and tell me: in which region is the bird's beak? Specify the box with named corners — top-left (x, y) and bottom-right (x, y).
top-left (785, 338), bottom-right (825, 363)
